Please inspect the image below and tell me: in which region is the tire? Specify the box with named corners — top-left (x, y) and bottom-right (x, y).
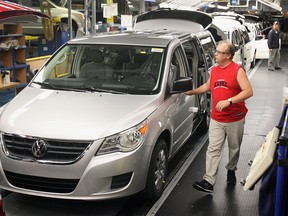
top-left (143, 139), bottom-right (168, 201)
top-left (250, 53), bottom-right (256, 68)
top-left (198, 92), bottom-right (210, 132)
top-left (198, 111), bottom-right (210, 132)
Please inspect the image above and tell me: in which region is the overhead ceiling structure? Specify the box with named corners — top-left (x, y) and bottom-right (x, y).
top-left (159, 0), bottom-right (284, 13)
top-left (256, 0), bottom-right (282, 11)
top-left (159, 0), bottom-right (206, 10)
top-left (280, 0), bottom-right (288, 13)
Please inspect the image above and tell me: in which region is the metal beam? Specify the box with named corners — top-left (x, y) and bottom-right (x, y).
top-left (68, 0), bottom-right (72, 40)
top-left (257, 0), bottom-right (282, 11)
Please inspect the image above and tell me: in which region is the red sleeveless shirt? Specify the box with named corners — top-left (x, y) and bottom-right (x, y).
top-left (210, 62), bottom-right (247, 123)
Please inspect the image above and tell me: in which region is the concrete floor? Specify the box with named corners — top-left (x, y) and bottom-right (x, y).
top-left (150, 51), bottom-right (288, 216)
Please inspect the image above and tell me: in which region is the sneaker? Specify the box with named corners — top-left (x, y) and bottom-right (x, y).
top-left (275, 66), bottom-right (282, 70)
top-left (227, 170), bottom-right (236, 185)
top-left (268, 68), bottom-right (275, 71)
top-left (193, 180), bottom-right (213, 193)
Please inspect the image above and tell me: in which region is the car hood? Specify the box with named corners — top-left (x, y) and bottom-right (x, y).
top-left (0, 87), bottom-right (160, 140)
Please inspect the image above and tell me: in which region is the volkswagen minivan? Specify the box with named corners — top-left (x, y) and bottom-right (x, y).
top-left (0, 9), bottom-right (216, 201)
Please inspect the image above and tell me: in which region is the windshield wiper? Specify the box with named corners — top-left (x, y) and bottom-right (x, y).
top-left (32, 81), bottom-right (57, 89)
top-left (32, 81), bottom-right (85, 92)
top-left (80, 86), bottom-right (126, 94)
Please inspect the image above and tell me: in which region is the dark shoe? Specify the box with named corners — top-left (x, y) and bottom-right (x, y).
top-left (268, 68), bottom-right (275, 71)
top-left (227, 170), bottom-right (236, 185)
top-left (275, 67), bottom-right (282, 70)
top-left (193, 180), bottom-right (213, 193)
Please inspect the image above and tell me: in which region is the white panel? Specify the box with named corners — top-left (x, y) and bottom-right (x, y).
top-left (134, 19), bottom-right (204, 32)
top-left (243, 127), bottom-right (280, 191)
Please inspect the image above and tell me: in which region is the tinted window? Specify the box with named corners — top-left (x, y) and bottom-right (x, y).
top-left (167, 47), bottom-right (187, 90)
top-left (241, 29), bottom-right (250, 44)
top-left (200, 36), bottom-right (216, 69)
top-left (182, 41), bottom-right (194, 76)
top-left (232, 31), bottom-right (239, 51)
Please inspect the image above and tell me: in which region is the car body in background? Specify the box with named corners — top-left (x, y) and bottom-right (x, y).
top-left (238, 23), bottom-right (257, 68)
top-left (211, 12), bottom-right (256, 72)
top-left (243, 22), bottom-right (259, 65)
top-left (253, 26), bottom-right (281, 59)
top-left (243, 14), bottom-right (263, 35)
top-left (243, 14), bottom-right (277, 60)
top-left (244, 22), bottom-right (258, 42)
top-left (18, 0), bottom-right (85, 37)
top-left (211, 14), bottom-right (245, 70)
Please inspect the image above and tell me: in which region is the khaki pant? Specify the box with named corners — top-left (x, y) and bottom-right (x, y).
top-left (203, 118), bottom-right (245, 185)
top-left (268, 48), bottom-right (280, 69)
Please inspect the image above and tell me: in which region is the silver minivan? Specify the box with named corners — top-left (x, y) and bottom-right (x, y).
top-left (0, 9), bottom-right (216, 201)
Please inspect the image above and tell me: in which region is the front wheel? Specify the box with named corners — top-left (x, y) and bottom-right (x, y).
top-left (143, 139), bottom-right (168, 201)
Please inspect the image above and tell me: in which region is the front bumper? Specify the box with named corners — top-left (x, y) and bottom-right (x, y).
top-left (0, 138), bottom-right (150, 200)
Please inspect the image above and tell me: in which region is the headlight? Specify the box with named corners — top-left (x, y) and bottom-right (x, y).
top-left (96, 120), bottom-right (148, 155)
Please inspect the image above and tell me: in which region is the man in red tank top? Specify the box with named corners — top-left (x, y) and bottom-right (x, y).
top-left (185, 40), bottom-right (253, 193)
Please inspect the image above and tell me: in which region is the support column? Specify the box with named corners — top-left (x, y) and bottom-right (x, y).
top-left (139, 0), bottom-right (145, 15)
top-left (68, 0), bottom-right (72, 40)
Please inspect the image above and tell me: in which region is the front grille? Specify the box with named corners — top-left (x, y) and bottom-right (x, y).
top-left (3, 134), bottom-right (92, 164)
top-left (4, 170), bottom-right (79, 193)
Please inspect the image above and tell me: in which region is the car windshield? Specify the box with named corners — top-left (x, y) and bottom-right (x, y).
top-left (32, 44), bottom-right (165, 95)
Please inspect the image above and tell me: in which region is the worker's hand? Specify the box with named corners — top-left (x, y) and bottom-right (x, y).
top-left (184, 90), bottom-right (192, 95)
top-left (216, 100), bottom-right (230, 111)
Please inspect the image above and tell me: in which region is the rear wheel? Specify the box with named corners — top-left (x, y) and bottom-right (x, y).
top-left (250, 53), bottom-right (256, 68)
top-left (198, 111), bottom-right (210, 132)
top-left (143, 139), bottom-right (168, 201)
top-left (198, 92), bottom-right (210, 132)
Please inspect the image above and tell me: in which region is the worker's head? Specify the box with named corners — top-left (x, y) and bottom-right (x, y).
top-left (215, 40), bottom-right (235, 63)
top-left (273, 21), bottom-right (279, 31)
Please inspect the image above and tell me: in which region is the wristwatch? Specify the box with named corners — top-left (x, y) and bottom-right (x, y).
top-left (228, 98), bottom-right (232, 105)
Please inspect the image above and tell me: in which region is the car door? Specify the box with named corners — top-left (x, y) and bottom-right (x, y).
top-left (240, 26), bottom-right (256, 71)
top-left (195, 35), bottom-right (216, 118)
top-left (167, 46), bottom-right (195, 154)
top-left (231, 29), bottom-right (245, 67)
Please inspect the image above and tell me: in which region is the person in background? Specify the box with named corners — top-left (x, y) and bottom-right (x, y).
top-left (267, 21), bottom-right (281, 71)
top-left (185, 40), bottom-right (253, 193)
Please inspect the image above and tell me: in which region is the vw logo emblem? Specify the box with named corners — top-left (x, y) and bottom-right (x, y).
top-left (31, 139), bottom-right (48, 158)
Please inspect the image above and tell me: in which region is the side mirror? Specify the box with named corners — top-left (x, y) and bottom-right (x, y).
top-left (170, 77), bottom-right (192, 94)
top-left (31, 69), bottom-right (39, 76)
top-left (27, 69), bottom-right (38, 82)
